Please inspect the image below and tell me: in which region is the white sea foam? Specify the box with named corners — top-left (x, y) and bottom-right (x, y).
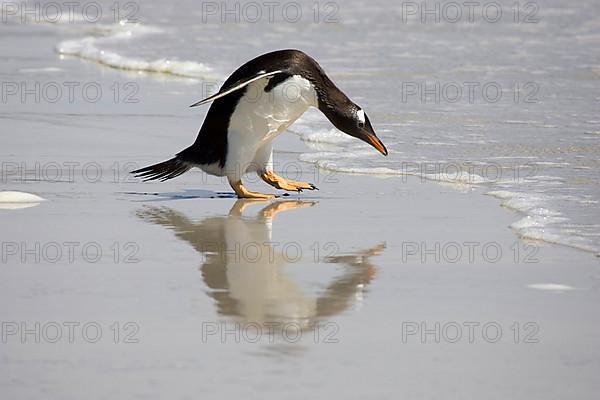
top-left (55, 23), bottom-right (215, 79)
top-left (487, 190), bottom-right (562, 223)
top-left (0, 191), bottom-right (45, 203)
top-left (415, 142), bottom-right (457, 146)
top-left (486, 190), bottom-right (598, 253)
top-left (527, 283), bottom-right (576, 292)
top-left (0, 191), bottom-right (45, 209)
top-left (18, 67), bottom-right (64, 73)
top-left (299, 153), bottom-right (486, 188)
top-left (299, 128), bottom-right (356, 145)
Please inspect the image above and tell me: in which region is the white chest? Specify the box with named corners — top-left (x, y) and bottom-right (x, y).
top-left (222, 74), bottom-right (317, 177)
top-left (227, 74), bottom-right (317, 142)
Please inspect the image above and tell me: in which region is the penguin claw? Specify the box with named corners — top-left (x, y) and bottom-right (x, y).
top-left (259, 171), bottom-right (318, 193)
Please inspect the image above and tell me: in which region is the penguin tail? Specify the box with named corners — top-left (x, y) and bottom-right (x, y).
top-left (131, 157), bottom-right (191, 182)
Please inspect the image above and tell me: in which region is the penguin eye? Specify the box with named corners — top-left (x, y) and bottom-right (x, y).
top-left (356, 108), bottom-right (366, 128)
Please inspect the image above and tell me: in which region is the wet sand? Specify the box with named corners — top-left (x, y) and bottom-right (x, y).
top-left (2, 140), bottom-right (600, 398)
top-left (2, 22), bottom-right (600, 400)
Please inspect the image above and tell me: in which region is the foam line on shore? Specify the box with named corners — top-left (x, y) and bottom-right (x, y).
top-left (55, 22), bottom-right (215, 79)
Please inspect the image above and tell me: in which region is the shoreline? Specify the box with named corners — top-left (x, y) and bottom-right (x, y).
top-left (1, 18), bottom-right (599, 399)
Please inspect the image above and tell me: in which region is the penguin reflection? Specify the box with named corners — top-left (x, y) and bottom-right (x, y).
top-left (137, 200), bottom-right (384, 329)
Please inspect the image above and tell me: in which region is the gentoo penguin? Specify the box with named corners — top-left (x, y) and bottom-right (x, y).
top-left (132, 49), bottom-right (388, 199)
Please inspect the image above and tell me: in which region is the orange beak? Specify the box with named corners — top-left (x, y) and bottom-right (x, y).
top-left (360, 132), bottom-right (388, 156)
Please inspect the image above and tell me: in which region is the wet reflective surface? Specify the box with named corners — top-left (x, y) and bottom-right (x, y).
top-left (137, 200), bottom-right (384, 340)
top-left (1, 170), bottom-right (599, 398)
top-left (2, 2), bottom-right (600, 393)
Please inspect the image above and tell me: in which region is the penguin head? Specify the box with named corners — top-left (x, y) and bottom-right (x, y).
top-left (328, 104), bottom-right (388, 156)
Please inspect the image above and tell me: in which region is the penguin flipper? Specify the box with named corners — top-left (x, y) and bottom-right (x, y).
top-left (189, 70), bottom-right (284, 108)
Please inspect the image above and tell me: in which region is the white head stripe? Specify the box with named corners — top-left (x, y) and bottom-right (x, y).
top-left (357, 109), bottom-right (365, 124)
